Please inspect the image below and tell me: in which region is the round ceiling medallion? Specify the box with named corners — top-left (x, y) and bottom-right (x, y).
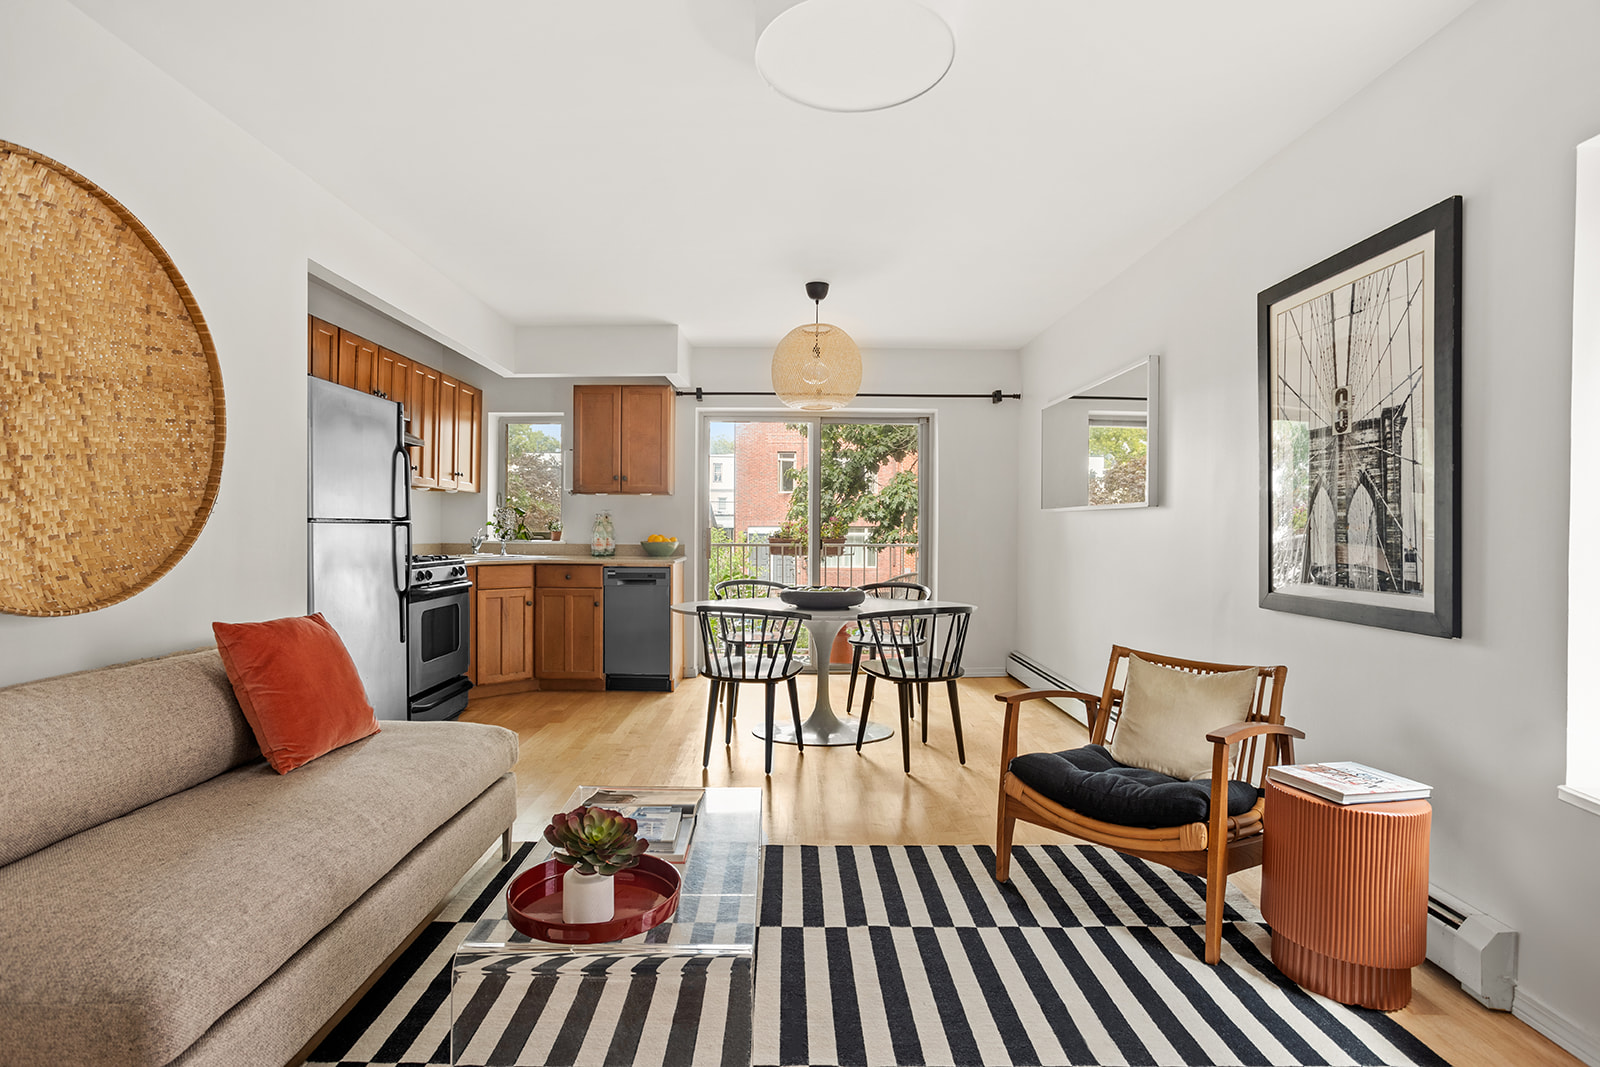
top-left (755, 0), bottom-right (955, 113)
top-left (1, 142), bottom-right (225, 617)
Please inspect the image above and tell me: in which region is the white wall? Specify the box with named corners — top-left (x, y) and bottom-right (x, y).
top-left (1016, 0), bottom-right (1599, 1051)
top-left (0, 0), bottom-right (515, 686)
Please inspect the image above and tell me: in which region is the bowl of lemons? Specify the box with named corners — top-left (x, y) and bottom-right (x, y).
top-left (640, 534), bottom-right (679, 557)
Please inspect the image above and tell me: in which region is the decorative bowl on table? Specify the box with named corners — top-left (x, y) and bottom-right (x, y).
top-left (779, 586), bottom-right (866, 609)
top-left (506, 855), bottom-right (682, 943)
top-left (639, 539), bottom-right (678, 557)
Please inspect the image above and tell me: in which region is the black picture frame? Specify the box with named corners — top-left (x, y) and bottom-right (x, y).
top-left (1258, 196), bottom-right (1462, 638)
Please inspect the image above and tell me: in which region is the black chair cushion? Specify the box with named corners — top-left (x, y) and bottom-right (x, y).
top-left (1008, 744), bottom-right (1260, 829)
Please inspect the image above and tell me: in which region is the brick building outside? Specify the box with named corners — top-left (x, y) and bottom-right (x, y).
top-left (711, 421), bottom-right (919, 586)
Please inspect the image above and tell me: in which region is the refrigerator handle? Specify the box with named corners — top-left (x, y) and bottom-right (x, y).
top-left (395, 524), bottom-right (412, 644)
top-left (392, 445), bottom-right (411, 521)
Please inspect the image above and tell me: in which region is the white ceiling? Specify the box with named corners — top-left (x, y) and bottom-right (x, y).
top-left (69, 0), bottom-right (1475, 350)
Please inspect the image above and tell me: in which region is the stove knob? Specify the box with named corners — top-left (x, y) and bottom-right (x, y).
top-left (418, 569), bottom-right (432, 582)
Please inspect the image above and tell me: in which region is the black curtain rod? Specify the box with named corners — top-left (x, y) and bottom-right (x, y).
top-left (677, 388), bottom-right (1021, 404)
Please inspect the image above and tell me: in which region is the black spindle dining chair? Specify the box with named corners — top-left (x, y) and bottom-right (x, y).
top-left (844, 580), bottom-right (931, 719)
top-left (711, 578), bottom-right (796, 722)
top-left (696, 606), bottom-right (808, 774)
top-left (854, 605), bottom-right (973, 774)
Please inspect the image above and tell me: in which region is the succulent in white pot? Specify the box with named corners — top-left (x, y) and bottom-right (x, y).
top-left (542, 805), bottom-right (648, 923)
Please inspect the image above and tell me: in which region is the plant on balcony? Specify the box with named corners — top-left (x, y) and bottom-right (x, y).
top-left (820, 515), bottom-right (849, 556)
top-left (768, 518), bottom-right (805, 555)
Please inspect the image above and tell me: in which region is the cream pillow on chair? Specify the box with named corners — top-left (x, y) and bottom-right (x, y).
top-left (1107, 654), bottom-right (1259, 780)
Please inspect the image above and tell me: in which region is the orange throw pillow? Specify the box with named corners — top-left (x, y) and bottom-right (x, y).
top-left (212, 613), bottom-right (380, 773)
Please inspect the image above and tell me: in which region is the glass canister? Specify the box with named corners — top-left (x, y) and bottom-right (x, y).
top-left (590, 510), bottom-right (616, 557)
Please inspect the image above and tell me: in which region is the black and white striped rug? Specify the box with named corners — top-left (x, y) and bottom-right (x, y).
top-left (755, 844), bottom-right (1449, 1067)
top-left (308, 843), bottom-right (1449, 1067)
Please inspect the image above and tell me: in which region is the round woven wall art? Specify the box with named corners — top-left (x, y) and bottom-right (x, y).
top-left (1, 141), bottom-right (225, 616)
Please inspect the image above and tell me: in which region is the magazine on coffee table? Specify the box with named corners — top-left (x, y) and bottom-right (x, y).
top-left (580, 787), bottom-right (705, 862)
top-left (1267, 762), bottom-right (1431, 804)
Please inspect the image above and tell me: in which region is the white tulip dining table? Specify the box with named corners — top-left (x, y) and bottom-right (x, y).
top-left (672, 596), bottom-right (977, 747)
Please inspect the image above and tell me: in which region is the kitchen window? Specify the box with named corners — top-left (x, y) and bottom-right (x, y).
top-left (500, 418), bottom-right (564, 534)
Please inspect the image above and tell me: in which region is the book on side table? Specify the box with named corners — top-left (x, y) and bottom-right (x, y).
top-left (1267, 762), bottom-right (1432, 804)
top-left (580, 786), bottom-right (705, 863)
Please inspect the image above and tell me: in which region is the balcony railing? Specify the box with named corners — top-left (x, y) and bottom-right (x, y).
top-left (706, 536), bottom-right (920, 592)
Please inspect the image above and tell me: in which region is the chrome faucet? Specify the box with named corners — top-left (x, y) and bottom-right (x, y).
top-left (470, 527), bottom-right (489, 554)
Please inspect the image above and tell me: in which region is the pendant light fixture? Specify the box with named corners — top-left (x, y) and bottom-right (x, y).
top-left (771, 281), bottom-right (862, 411)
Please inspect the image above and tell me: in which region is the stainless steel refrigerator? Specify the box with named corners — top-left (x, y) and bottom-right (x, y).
top-left (307, 375), bottom-right (412, 720)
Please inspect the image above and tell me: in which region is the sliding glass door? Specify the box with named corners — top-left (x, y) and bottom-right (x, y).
top-left (702, 415), bottom-right (927, 597)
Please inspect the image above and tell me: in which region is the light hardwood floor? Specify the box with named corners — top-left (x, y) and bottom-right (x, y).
top-left (463, 673), bottom-right (1579, 1067)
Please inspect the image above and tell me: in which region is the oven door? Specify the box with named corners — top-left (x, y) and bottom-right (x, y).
top-left (407, 578), bottom-right (472, 702)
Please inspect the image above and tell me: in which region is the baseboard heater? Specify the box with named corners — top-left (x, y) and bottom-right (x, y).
top-left (1425, 884), bottom-right (1517, 1010)
top-left (1004, 651), bottom-right (1090, 727)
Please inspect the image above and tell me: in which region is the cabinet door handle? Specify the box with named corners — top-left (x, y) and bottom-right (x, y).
top-left (526, 600), bottom-right (532, 606)
top-left (593, 600), bottom-right (599, 607)
top-left (565, 573), bottom-right (572, 580)
top-left (612, 474), bottom-right (619, 481)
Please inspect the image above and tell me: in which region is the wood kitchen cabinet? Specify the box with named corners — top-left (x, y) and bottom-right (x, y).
top-left (572, 384), bottom-right (675, 494)
top-left (453, 380), bottom-right (481, 493)
top-left (471, 566), bottom-right (534, 685)
top-left (408, 362), bottom-right (441, 490)
top-left (534, 565), bottom-right (604, 685)
top-left (308, 317), bottom-right (338, 379)
top-left (306, 316), bottom-right (482, 494)
top-left (374, 347), bottom-right (410, 407)
top-left (338, 330), bottom-right (380, 394)
top-left (435, 374), bottom-right (481, 493)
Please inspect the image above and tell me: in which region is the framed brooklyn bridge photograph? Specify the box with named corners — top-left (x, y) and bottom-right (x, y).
top-left (1258, 196), bottom-right (1461, 638)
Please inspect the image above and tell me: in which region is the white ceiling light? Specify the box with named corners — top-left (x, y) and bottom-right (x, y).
top-left (754, 0), bottom-right (955, 113)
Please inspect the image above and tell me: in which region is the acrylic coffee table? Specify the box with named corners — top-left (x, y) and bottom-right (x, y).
top-left (450, 786), bottom-right (761, 1066)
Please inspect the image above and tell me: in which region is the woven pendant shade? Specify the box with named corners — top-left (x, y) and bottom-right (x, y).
top-left (771, 322), bottom-right (861, 411)
top-left (0, 142), bottom-right (225, 616)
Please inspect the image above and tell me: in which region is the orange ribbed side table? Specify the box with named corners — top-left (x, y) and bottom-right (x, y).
top-left (1261, 778), bottom-right (1431, 1011)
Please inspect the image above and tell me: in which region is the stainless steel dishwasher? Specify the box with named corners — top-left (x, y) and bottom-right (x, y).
top-left (602, 567), bottom-right (672, 690)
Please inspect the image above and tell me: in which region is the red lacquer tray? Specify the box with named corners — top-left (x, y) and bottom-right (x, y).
top-left (506, 856), bottom-right (682, 944)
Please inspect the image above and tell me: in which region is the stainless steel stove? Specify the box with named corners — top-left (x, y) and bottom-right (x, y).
top-left (406, 554), bottom-right (472, 720)
top-left (409, 554), bottom-right (469, 588)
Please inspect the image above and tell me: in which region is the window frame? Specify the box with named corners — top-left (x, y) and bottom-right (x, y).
top-left (494, 413), bottom-right (567, 531)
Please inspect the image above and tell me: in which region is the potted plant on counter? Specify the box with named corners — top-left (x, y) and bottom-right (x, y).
top-left (548, 518), bottom-right (563, 541)
top-left (491, 504), bottom-right (533, 543)
top-left (543, 805), bottom-right (648, 923)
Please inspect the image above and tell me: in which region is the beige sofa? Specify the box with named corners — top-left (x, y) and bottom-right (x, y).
top-left (0, 648), bottom-right (518, 1067)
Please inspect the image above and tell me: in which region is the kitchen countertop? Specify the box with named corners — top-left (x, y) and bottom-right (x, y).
top-left (462, 554), bottom-right (682, 567)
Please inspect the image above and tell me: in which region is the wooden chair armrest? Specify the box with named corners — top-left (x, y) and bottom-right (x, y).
top-left (994, 687), bottom-right (1100, 707)
top-left (1204, 721), bottom-right (1306, 745)
top-left (996, 690), bottom-right (1100, 775)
